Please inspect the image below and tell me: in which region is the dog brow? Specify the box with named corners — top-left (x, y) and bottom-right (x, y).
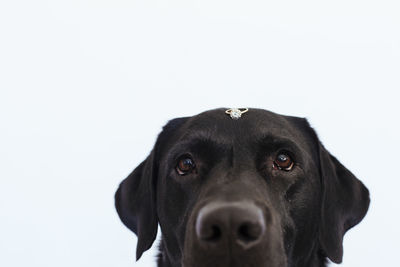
top-left (255, 134), bottom-right (302, 152)
top-left (168, 135), bottom-right (231, 157)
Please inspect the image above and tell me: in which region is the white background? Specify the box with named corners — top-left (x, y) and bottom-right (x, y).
top-left (1, 0), bottom-right (399, 266)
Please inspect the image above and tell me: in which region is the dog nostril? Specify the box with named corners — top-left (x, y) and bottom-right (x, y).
top-left (237, 222), bottom-right (262, 242)
top-left (204, 225), bottom-right (222, 241)
top-left (197, 224), bottom-right (222, 242)
top-left (196, 209), bottom-right (223, 242)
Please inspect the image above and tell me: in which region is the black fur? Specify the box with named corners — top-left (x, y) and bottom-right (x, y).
top-left (115, 108), bottom-right (370, 267)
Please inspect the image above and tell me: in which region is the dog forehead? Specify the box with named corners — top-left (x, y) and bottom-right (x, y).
top-left (181, 108), bottom-right (296, 139)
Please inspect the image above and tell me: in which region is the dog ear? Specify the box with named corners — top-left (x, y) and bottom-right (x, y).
top-left (115, 150), bottom-right (158, 260)
top-left (316, 136), bottom-right (370, 263)
top-left (289, 117), bottom-right (371, 263)
top-left (115, 117), bottom-right (188, 260)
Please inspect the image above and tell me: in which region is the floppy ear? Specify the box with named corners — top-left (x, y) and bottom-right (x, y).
top-left (317, 141), bottom-right (370, 263)
top-left (115, 150), bottom-right (158, 260)
top-left (115, 117), bottom-right (188, 260)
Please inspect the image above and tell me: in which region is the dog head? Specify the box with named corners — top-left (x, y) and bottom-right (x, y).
top-left (115, 108), bottom-right (370, 267)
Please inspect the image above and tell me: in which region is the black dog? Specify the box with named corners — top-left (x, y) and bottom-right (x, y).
top-left (115, 108), bottom-right (370, 267)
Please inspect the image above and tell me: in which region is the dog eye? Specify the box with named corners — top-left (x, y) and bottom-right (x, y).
top-left (176, 156), bottom-right (196, 175)
top-left (273, 153), bottom-right (294, 171)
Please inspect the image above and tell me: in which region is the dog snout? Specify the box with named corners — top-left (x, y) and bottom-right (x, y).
top-left (195, 202), bottom-right (266, 248)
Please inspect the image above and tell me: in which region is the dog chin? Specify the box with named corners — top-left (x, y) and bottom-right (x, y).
top-left (181, 255), bottom-right (287, 267)
top-left (181, 242), bottom-right (287, 267)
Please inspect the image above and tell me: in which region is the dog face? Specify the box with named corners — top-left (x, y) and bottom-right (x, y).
top-left (115, 108), bottom-right (370, 267)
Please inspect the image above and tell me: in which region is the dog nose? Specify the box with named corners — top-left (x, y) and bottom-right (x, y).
top-left (195, 202), bottom-right (266, 248)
